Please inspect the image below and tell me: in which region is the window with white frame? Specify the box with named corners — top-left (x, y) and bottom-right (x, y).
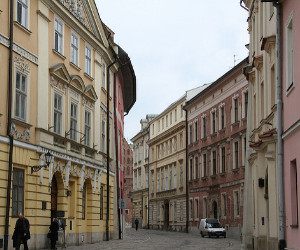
top-left (16, 0), bottom-right (28, 27)
top-left (71, 33), bottom-right (78, 66)
top-left (175, 108), bottom-right (177, 122)
top-left (145, 168), bottom-right (149, 188)
top-left (233, 97), bottom-right (239, 123)
top-left (211, 110), bottom-right (216, 134)
top-left (234, 141), bottom-right (239, 169)
top-left (151, 172), bottom-right (154, 193)
top-left (169, 168), bottom-right (172, 189)
top-left (15, 71), bottom-right (27, 121)
top-left (195, 156), bottom-right (199, 179)
top-left (101, 120), bottom-right (105, 152)
top-left (166, 115), bottom-right (168, 127)
top-left (53, 93), bottom-right (62, 134)
top-left (102, 62), bottom-right (106, 89)
top-left (174, 166), bottom-right (177, 188)
top-left (203, 197), bottom-right (207, 218)
top-left (170, 139), bottom-right (173, 154)
top-left (70, 102), bottom-right (77, 141)
top-left (286, 15), bottom-right (294, 91)
top-left (138, 169), bottom-right (141, 188)
top-left (162, 118), bottom-right (164, 129)
top-left (157, 170), bottom-right (160, 192)
top-left (181, 105), bottom-right (184, 117)
top-left (194, 198), bottom-right (199, 220)
top-left (180, 165), bottom-right (183, 187)
top-left (158, 120), bottom-right (160, 132)
top-left (189, 199), bottom-right (193, 220)
top-left (189, 158), bottom-right (193, 181)
top-left (221, 146), bottom-right (226, 173)
top-left (203, 153), bottom-right (207, 177)
top-left (84, 110), bottom-right (91, 146)
top-left (195, 120), bottom-right (198, 141)
top-left (161, 171), bottom-right (164, 191)
top-left (180, 133), bottom-right (183, 148)
top-left (212, 150), bottom-right (217, 175)
top-left (165, 169), bottom-right (168, 190)
top-left (201, 115), bottom-right (207, 138)
top-left (170, 112), bottom-right (172, 125)
top-left (174, 136), bottom-right (177, 151)
top-left (242, 91), bottom-right (248, 119)
top-left (54, 18), bottom-right (63, 54)
top-left (85, 45), bottom-right (91, 76)
top-left (234, 191), bottom-right (240, 217)
top-left (220, 105), bottom-right (225, 129)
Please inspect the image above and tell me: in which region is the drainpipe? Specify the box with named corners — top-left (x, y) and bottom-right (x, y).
top-left (106, 58), bottom-right (116, 241)
top-left (184, 107), bottom-right (189, 233)
top-left (4, 0), bottom-right (14, 249)
top-left (113, 71), bottom-right (122, 240)
top-left (273, 1), bottom-right (286, 249)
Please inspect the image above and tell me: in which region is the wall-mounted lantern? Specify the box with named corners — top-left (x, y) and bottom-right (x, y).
top-left (31, 151), bottom-right (54, 174)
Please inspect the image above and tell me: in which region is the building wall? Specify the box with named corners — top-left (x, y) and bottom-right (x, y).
top-left (282, 0), bottom-right (300, 249)
top-left (242, 1), bottom-right (279, 249)
top-left (186, 60), bottom-right (247, 237)
top-left (0, 0), bottom-right (134, 248)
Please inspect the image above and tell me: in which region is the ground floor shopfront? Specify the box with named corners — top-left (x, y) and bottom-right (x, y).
top-left (0, 137), bottom-right (115, 249)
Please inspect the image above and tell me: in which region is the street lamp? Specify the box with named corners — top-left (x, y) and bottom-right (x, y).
top-left (31, 151), bottom-right (54, 174)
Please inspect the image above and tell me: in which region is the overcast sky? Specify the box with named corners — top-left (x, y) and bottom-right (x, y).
top-left (95, 0), bottom-right (249, 142)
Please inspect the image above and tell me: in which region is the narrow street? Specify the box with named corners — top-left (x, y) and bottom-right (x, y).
top-left (66, 228), bottom-right (242, 250)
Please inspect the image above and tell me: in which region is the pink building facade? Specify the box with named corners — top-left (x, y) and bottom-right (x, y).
top-left (185, 59), bottom-right (248, 237)
top-left (282, 0), bottom-right (300, 248)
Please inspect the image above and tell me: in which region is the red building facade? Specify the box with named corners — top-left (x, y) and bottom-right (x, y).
top-left (123, 139), bottom-right (133, 226)
top-left (185, 59), bottom-right (248, 237)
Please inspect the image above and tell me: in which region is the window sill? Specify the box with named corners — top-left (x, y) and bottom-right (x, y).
top-left (70, 62), bottom-right (81, 72)
top-left (232, 168), bottom-right (239, 173)
top-left (11, 118), bottom-right (32, 129)
top-left (84, 72), bottom-right (94, 81)
top-left (210, 174), bottom-right (217, 179)
top-left (219, 128), bottom-right (226, 133)
top-left (201, 176), bottom-right (208, 181)
top-left (14, 21), bottom-right (32, 35)
top-left (52, 49), bottom-right (66, 60)
top-left (286, 83), bottom-right (295, 97)
top-left (290, 224), bottom-right (298, 228)
top-left (201, 137), bottom-right (207, 142)
top-left (219, 172), bottom-right (226, 176)
top-left (210, 132), bottom-right (217, 138)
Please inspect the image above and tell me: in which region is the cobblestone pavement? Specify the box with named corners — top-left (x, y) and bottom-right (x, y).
top-left (66, 228), bottom-right (243, 250)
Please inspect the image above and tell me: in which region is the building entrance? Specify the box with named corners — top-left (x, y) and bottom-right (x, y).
top-left (51, 175), bottom-right (58, 221)
top-left (164, 200), bottom-right (169, 230)
top-left (212, 201), bottom-right (218, 219)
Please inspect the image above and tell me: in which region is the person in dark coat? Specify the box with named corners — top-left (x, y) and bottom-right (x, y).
top-left (135, 218), bottom-right (139, 231)
top-left (12, 213), bottom-right (30, 250)
top-left (49, 218), bottom-right (59, 249)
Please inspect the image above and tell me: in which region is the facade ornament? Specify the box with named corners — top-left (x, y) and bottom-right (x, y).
top-left (39, 153), bottom-right (45, 185)
top-left (92, 169), bottom-right (98, 193)
top-left (70, 164), bottom-right (80, 176)
top-left (50, 76), bottom-right (67, 94)
top-left (98, 170), bottom-right (103, 193)
top-left (10, 123), bottom-right (30, 141)
top-left (14, 56), bottom-right (30, 72)
top-left (80, 165), bottom-right (86, 191)
top-left (85, 168), bottom-right (91, 179)
top-left (65, 161), bottom-right (71, 189)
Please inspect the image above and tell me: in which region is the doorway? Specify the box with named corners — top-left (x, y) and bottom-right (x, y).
top-left (51, 175), bottom-right (58, 221)
top-left (164, 200), bottom-right (169, 230)
top-left (212, 201), bottom-right (218, 219)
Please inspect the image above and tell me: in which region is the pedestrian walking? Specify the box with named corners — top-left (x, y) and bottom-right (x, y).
top-left (49, 218), bottom-right (59, 249)
top-left (12, 213), bottom-right (30, 250)
top-left (135, 218), bottom-right (139, 231)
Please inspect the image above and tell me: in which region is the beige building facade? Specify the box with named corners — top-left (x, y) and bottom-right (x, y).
top-left (0, 0), bottom-right (135, 249)
top-left (241, 1), bottom-right (279, 249)
top-left (131, 115), bottom-right (156, 228)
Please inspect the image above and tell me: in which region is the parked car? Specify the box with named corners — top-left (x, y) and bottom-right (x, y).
top-left (199, 218), bottom-right (226, 238)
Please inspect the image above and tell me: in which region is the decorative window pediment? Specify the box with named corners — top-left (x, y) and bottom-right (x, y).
top-left (85, 84), bottom-right (98, 102)
top-left (50, 63), bottom-right (71, 84)
top-left (70, 75), bottom-right (85, 92)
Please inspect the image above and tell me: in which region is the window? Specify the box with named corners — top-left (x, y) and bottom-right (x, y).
top-left (71, 33), bottom-right (78, 66)
top-left (189, 158), bottom-right (193, 180)
top-left (166, 115), bottom-right (168, 127)
top-left (195, 157), bottom-right (199, 179)
top-left (195, 120), bottom-right (198, 141)
top-left (174, 202), bottom-right (177, 221)
top-left (152, 148), bottom-right (154, 161)
top-left (175, 109), bottom-right (177, 121)
top-left (212, 151), bottom-right (217, 175)
top-left (203, 154), bottom-right (207, 177)
top-left (174, 167), bottom-right (177, 188)
top-left (17, 0), bottom-right (28, 27)
top-left (234, 98), bottom-right (239, 122)
top-left (234, 141), bottom-right (239, 169)
top-left (180, 133), bottom-right (183, 149)
top-left (161, 171), bottom-right (164, 190)
top-left (221, 147), bottom-right (226, 173)
top-left (244, 92), bottom-right (248, 118)
top-left (138, 170), bottom-right (141, 189)
top-left (234, 191), bottom-right (240, 217)
top-left (203, 198), bottom-right (207, 218)
top-left (169, 168), bottom-right (172, 189)
top-left (165, 169), bottom-right (168, 190)
top-left (85, 45), bottom-right (91, 76)
top-left (151, 173), bottom-right (154, 193)
top-left (189, 124), bottom-right (193, 144)
top-left (220, 106), bottom-right (225, 129)
top-left (101, 120), bottom-right (105, 152)
top-left (100, 186), bottom-right (103, 220)
top-left (84, 110), bottom-right (91, 146)
top-left (152, 124), bottom-right (154, 135)
top-left (15, 71), bottom-right (27, 121)
top-left (189, 199), bottom-right (193, 220)
top-left (12, 168), bottom-right (24, 217)
top-left (162, 118), bottom-right (164, 129)
top-left (54, 93), bottom-right (62, 134)
top-left (145, 169), bottom-right (149, 188)
top-left (180, 165), bottom-right (183, 187)
top-left (222, 194), bottom-right (227, 217)
top-left (54, 18), bottom-right (63, 54)
top-left (212, 111), bottom-right (216, 134)
top-left (82, 183), bottom-right (86, 220)
top-left (170, 112), bottom-right (172, 125)
top-left (158, 120), bottom-right (160, 132)
top-left (181, 105), bottom-right (184, 117)
top-left (286, 15), bottom-right (294, 91)
top-left (102, 62), bottom-right (106, 89)
top-left (203, 116), bottom-right (207, 138)
top-left (70, 102), bottom-right (77, 141)
top-left (290, 160), bottom-right (298, 226)
top-left (174, 136), bottom-right (177, 151)
top-left (195, 199), bottom-right (199, 219)
top-left (157, 171), bottom-right (160, 192)
top-left (170, 139), bottom-right (173, 154)
top-left (180, 202), bottom-right (183, 221)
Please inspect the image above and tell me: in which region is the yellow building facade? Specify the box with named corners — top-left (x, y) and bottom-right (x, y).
top-left (0, 0), bottom-right (135, 249)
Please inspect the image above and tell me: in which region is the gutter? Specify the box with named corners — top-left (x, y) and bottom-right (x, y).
top-left (4, 0), bottom-right (14, 248)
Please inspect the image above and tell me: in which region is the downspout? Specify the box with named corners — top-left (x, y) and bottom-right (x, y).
top-left (4, 0), bottom-right (14, 249)
top-left (184, 106), bottom-right (189, 233)
top-left (106, 58), bottom-right (116, 241)
top-left (273, 2), bottom-right (286, 249)
top-left (113, 71), bottom-right (122, 240)
top-left (147, 127), bottom-right (150, 229)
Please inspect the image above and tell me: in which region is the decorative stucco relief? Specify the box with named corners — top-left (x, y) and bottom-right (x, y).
top-left (10, 123), bottom-right (30, 141)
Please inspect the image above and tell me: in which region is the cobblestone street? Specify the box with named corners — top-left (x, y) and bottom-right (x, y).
top-left (66, 228), bottom-right (242, 250)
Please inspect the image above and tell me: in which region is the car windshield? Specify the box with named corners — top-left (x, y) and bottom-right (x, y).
top-left (207, 223), bottom-right (222, 228)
